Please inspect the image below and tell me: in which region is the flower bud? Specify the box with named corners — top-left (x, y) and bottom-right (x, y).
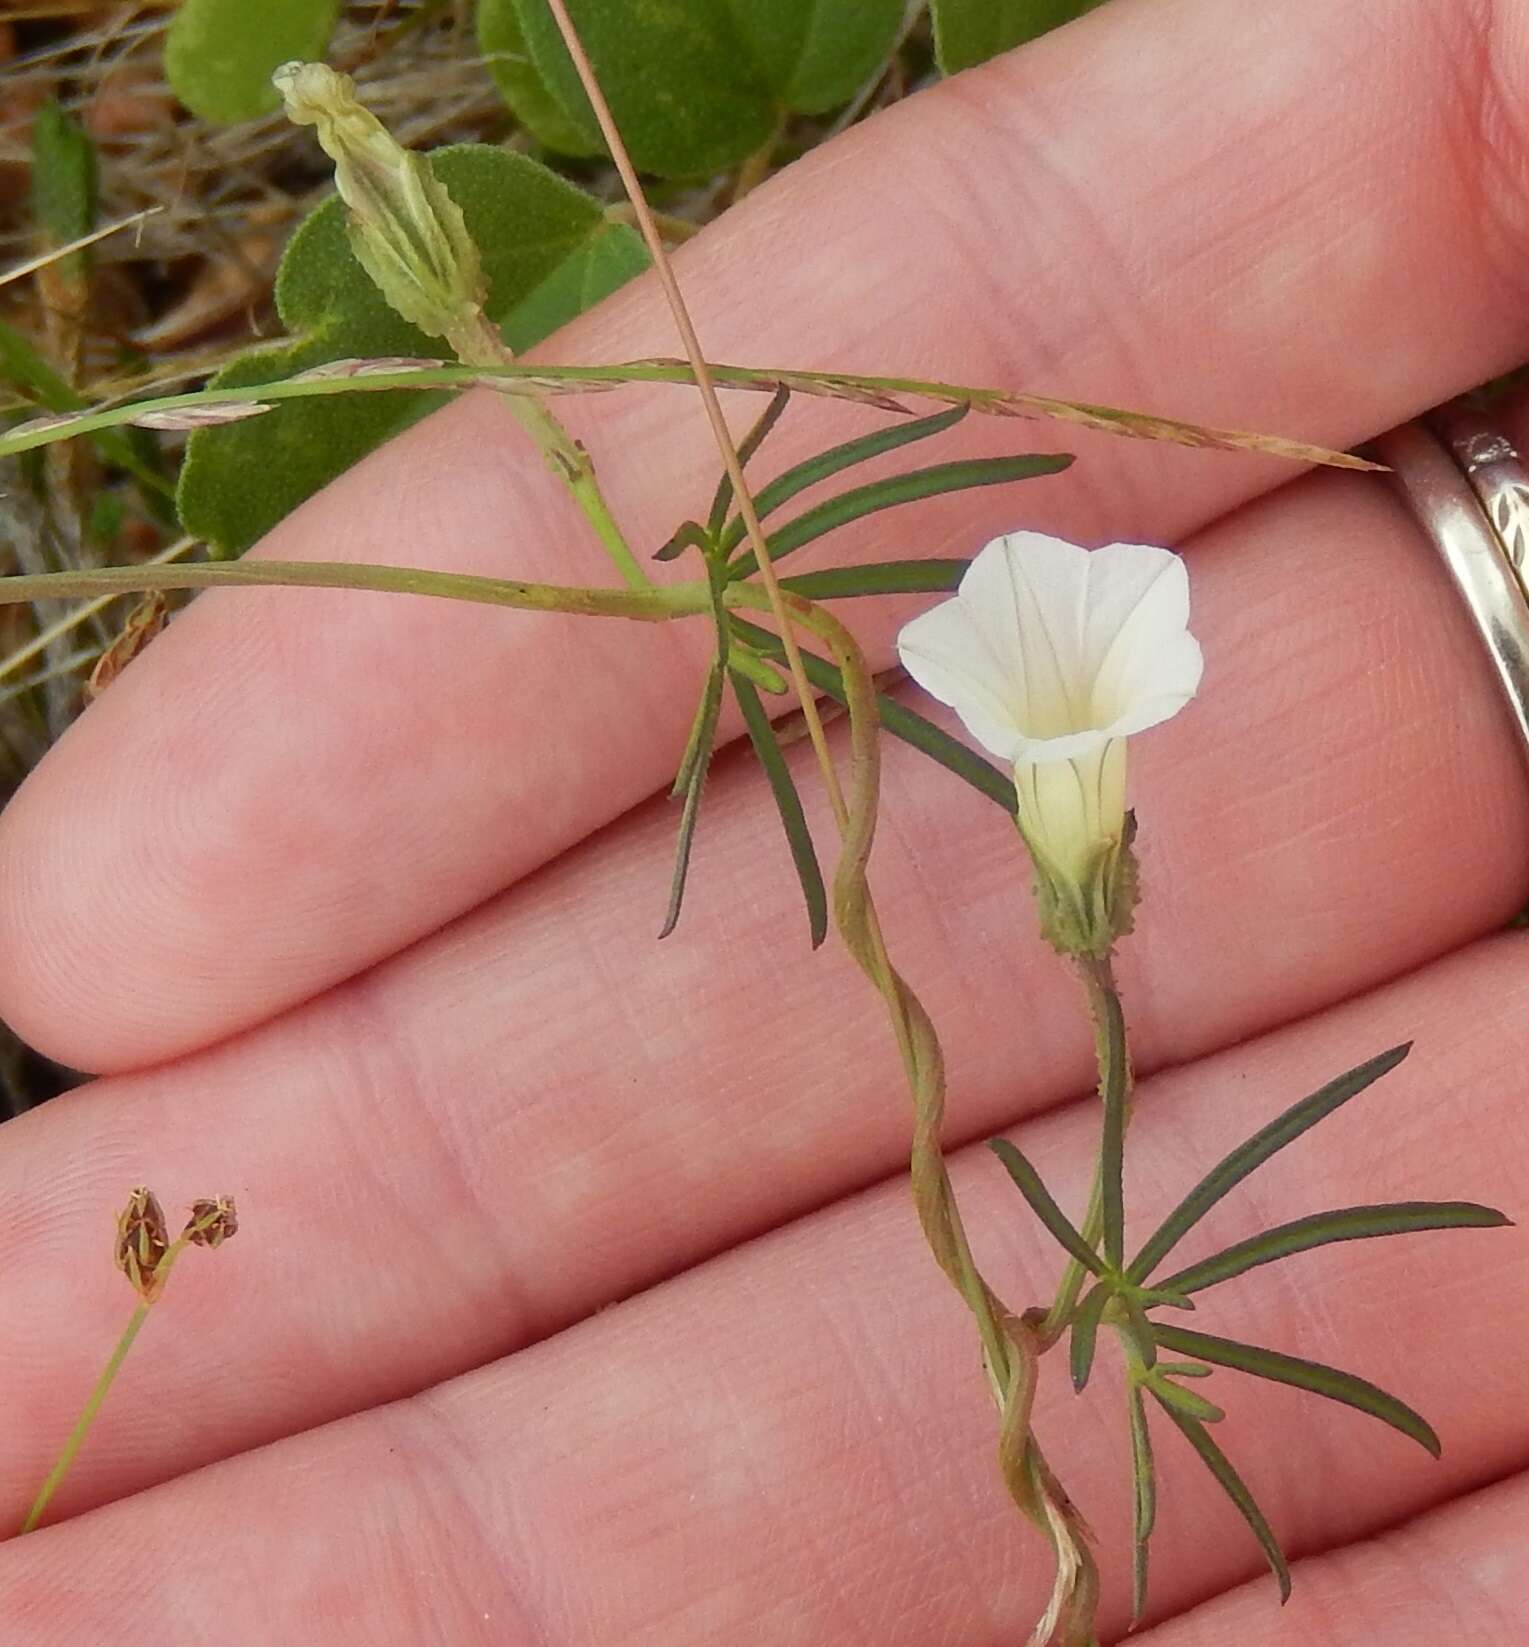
top-left (114, 1186), bottom-right (170, 1299)
top-left (273, 61), bottom-right (485, 343)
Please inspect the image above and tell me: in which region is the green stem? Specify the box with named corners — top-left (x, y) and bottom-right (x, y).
top-left (20, 1241), bottom-right (192, 1535)
top-left (1039, 954), bottom-right (1133, 1345)
top-left (0, 560), bottom-right (711, 620)
top-left (445, 314), bottom-right (650, 591)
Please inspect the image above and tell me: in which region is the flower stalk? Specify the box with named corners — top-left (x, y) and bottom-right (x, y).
top-left (20, 1192), bottom-right (238, 1536)
top-left (274, 61), bottom-right (649, 593)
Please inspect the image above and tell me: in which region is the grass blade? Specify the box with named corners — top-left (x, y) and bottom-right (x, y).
top-left (705, 383), bottom-right (790, 538)
top-left (1154, 1398), bottom-right (1291, 1602)
top-left (728, 616), bottom-right (1017, 810)
top-left (1069, 1282), bottom-right (1111, 1393)
top-left (659, 661), bottom-right (724, 939)
top-left (987, 1138), bottom-right (1103, 1274)
top-left (728, 453), bottom-right (1073, 579)
top-left (1128, 1382), bottom-right (1156, 1625)
top-left (715, 402), bottom-right (968, 555)
top-left (1154, 1324), bottom-right (1442, 1457)
top-left (731, 669), bottom-right (827, 948)
top-left (1126, 1044), bottom-right (1412, 1284)
top-left (1154, 1201), bottom-right (1511, 1298)
top-left (777, 559), bottom-right (968, 600)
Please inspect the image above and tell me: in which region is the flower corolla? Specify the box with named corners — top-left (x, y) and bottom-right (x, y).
top-left (897, 530), bottom-right (1202, 952)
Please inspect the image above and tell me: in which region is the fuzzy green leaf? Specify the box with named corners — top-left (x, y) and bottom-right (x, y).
top-left (1127, 1044), bottom-right (1412, 1285)
top-left (728, 617), bottom-right (1018, 810)
top-left (1155, 1201), bottom-right (1511, 1299)
top-left (777, 560), bottom-right (969, 600)
top-left (987, 1138), bottom-right (1104, 1274)
top-left (1069, 1282), bottom-right (1110, 1393)
top-left (501, 220), bottom-right (648, 350)
top-left (507, 0), bottom-right (905, 175)
top-left (732, 671), bottom-right (827, 948)
top-left (727, 454), bottom-right (1072, 580)
top-left (478, 0), bottom-right (601, 155)
top-left (177, 146), bottom-right (649, 557)
top-left (1155, 1324), bottom-right (1442, 1457)
top-left (166, 0), bottom-right (340, 123)
top-left (1155, 1400), bottom-right (1291, 1602)
top-left (931, 0), bottom-right (1109, 74)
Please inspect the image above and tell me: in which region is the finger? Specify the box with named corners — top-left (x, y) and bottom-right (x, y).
top-left (4, 0), bottom-right (1528, 1069)
top-left (1133, 1473), bottom-right (1528, 1646)
top-left (3, 931), bottom-right (1523, 1640)
top-left (4, 452), bottom-right (1529, 1518)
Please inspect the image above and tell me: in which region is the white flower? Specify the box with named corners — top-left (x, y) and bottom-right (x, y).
top-left (897, 531), bottom-right (1202, 952)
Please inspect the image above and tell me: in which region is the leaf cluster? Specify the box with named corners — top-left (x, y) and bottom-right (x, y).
top-left (989, 1043), bottom-right (1510, 1621)
top-left (649, 390), bottom-right (1069, 941)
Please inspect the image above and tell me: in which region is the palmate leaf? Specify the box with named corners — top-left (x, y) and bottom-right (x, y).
top-left (727, 453), bottom-right (1073, 581)
top-left (731, 670), bottom-right (827, 948)
top-left (1154, 1201), bottom-right (1511, 1298)
top-left (1154, 1397), bottom-right (1292, 1603)
top-left (1126, 1043), bottom-right (1412, 1285)
top-left (987, 1138), bottom-right (1105, 1274)
top-left (728, 617), bottom-right (1017, 811)
top-left (1154, 1324), bottom-right (1442, 1457)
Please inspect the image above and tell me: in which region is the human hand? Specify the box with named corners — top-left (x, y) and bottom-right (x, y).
top-left (0, 0), bottom-right (1525, 1639)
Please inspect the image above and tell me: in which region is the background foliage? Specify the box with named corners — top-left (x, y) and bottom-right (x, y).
top-left (0, 0), bottom-right (1112, 1111)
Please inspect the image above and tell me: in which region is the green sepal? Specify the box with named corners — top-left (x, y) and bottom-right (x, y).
top-left (1127, 1043), bottom-right (1412, 1284)
top-left (1022, 814), bottom-right (1138, 961)
top-left (1153, 1399), bottom-right (1292, 1602)
top-left (1154, 1324), bottom-right (1442, 1457)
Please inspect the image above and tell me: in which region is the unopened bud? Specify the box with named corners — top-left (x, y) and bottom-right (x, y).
top-left (273, 61), bottom-right (485, 343)
top-left (183, 1196), bottom-right (238, 1249)
top-left (114, 1187), bottom-right (170, 1299)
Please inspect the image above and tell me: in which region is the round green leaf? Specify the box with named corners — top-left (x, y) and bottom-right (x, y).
top-left (509, 0), bottom-right (904, 175)
top-left (931, 0), bottom-right (1110, 74)
top-left (165, 0), bottom-right (340, 124)
top-left (478, 0), bottom-right (602, 156)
